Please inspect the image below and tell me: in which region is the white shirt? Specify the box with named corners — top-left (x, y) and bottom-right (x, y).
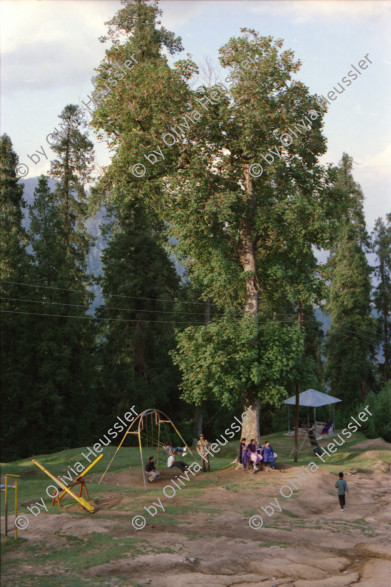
top-left (168, 455), bottom-right (175, 468)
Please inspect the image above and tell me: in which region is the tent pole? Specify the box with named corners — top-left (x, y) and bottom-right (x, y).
top-left (333, 404), bottom-right (336, 430)
top-left (307, 407), bottom-right (309, 427)
top-left (288, 406), bottom-right (290, 434)
top-left (314, 408), bottom-right (317, 439)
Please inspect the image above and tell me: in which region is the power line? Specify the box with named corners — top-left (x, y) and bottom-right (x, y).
top-left (1, 286), bottom-right (388, 349)
top-left (0, 296), bottom-right (206, 316)
top-left (0, 280), bottom-right (207, 306)
top-left (0, 309), bottom-right (203, 325)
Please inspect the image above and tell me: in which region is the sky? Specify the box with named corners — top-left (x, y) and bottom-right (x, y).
top-left (1, 0), bottom-right (390, 230)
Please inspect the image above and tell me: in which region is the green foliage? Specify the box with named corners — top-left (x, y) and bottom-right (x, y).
top-left (0, 134), bottom-right (35, 459)
top-left (359, 385), bottom-right (391, 442)
top-left (21, 175), bottom-right (97, 457)
top-left (325, 156), bottom-right (376, 417)
top-left (172, 315), bottom-right (304, 407)
top-left (358, 392), bottom-right (377, 438)
top-left (91, 5), bottom-right (348, 423)
top-left (1, 106), bottom-right (97, 460)
top-left (95, 198), bottom-right (187, 426)
top-left (373, 383), bottom-right (391, 442)
top-left (372, 214), bottom-right (391, 383)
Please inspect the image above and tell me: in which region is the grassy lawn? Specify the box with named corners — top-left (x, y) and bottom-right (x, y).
top-left (1, 429), bottom-right (387, 517)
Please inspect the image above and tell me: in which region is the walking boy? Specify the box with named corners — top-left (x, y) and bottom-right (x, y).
top-left (335, 472), bottom-right (349, 511)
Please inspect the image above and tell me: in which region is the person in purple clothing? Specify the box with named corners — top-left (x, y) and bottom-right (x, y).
top-left (240, 438), bottom-right (248, 471)
top-left (261, 440), bottom-right (276, 469)
top-left (321, 419), bottom-right (332, 435)
top-left (247, 439), bottom-right (262, 470)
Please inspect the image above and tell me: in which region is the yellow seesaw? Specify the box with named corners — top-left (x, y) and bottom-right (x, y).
top-left (32, 457), bottom-right (102, 514)
top-left (53, 454), bottom-right (104, 506)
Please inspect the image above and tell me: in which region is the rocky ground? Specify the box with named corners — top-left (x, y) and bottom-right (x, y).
top-left (2, 439), bottom-right (391, 586)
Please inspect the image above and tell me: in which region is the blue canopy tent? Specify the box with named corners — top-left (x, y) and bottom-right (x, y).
top-left (284, 389), bottom-right (342, 437)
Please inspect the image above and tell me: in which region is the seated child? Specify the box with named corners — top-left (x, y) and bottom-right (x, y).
top-left (247, 439), bottom-right (262, 470)
top-left (167, 452), bottom-right (188, 473)
top-left (145, 456), bottom-right (160, 483)
top-left (321, 419), bottom-right (332, 435)
top-left (261, 441), bottom-right (276, 469)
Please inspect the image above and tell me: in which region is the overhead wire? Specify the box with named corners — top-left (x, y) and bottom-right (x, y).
top-left (0, 309), bottom-right (204, 325)
top-left (0, 279), bottom-right (207, 306)
top-left (0, 296), bottom-right (207, 316)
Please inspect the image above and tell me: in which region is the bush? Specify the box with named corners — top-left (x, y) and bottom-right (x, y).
top-left (373, 383), bottom-right (391, 442)
top-left (358, 392), bottom-right (377, 438)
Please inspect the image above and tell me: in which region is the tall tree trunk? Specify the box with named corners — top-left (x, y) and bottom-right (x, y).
top-left (293, 302), bottom-right (303, 462)
top-left (194, 407), bottom-right (203, 437)
top-left (193, 298), bottom-right (211, 436)
top-left (238, 211), bottom-right (260, 444)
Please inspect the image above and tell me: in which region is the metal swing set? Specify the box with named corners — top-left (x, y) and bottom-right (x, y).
top-left (98, 409), bottom-right (193, 488)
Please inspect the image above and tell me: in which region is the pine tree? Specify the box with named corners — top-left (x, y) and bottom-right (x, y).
top-left (50, 104), bottom-right (94, 256)
top-left (8, 103), bottom-right (98, 457)
top-left (325, 156), bottom-right (376, 415)
top-left (0, 134), bottom-right (34, 459)
top-left (95, 198), bottom-right (184, 426)
top-left (372, 214), bottom-right (391, 383)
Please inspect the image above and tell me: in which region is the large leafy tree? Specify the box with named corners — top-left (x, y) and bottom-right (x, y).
top-left (372, 214), bottom-right (391, 383)
top-left (325, 155), bottom-right (376, 415)
top-left (91, 0), bottom-right (348, 442)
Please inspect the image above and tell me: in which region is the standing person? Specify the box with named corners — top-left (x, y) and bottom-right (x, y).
top-left (247, 439), bottom-right (262, 471)
top-left (196, 434), bottom-right (210, 472)
top-left (335, 472), bottom-right (349, 511)
top-left (261, 440), bottom-right (276, 470)
top-left (241, 438), bottom-right (248, 471)
top-left (239, 437), bottom-right (246, 464)
top-left (145, 456), bottom-right (160, 483)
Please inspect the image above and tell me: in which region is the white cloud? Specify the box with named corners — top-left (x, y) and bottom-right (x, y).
top-left (1, 1), bottom-right (120, 92)
top-left (353, 104), bottom-right (377, 118)
top-left (0, 0), bottom-right (204, 93)
top-left (359, 143), bottom-right (391, 173)
top-left (354, 144), bottom-right (391, 228)
top-left (158, 0), bottom-right (207, 29)
top-left (248, 0), bottom-right (391, 24)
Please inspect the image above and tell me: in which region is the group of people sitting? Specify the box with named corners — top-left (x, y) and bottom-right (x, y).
top-left (239, 438), bottom-right (276, 471)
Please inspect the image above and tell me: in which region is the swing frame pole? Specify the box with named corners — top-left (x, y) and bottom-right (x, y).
top-left (98, 412), bottom-right (143, 484)
top-left (98, 409), bottom-right (193, 487)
